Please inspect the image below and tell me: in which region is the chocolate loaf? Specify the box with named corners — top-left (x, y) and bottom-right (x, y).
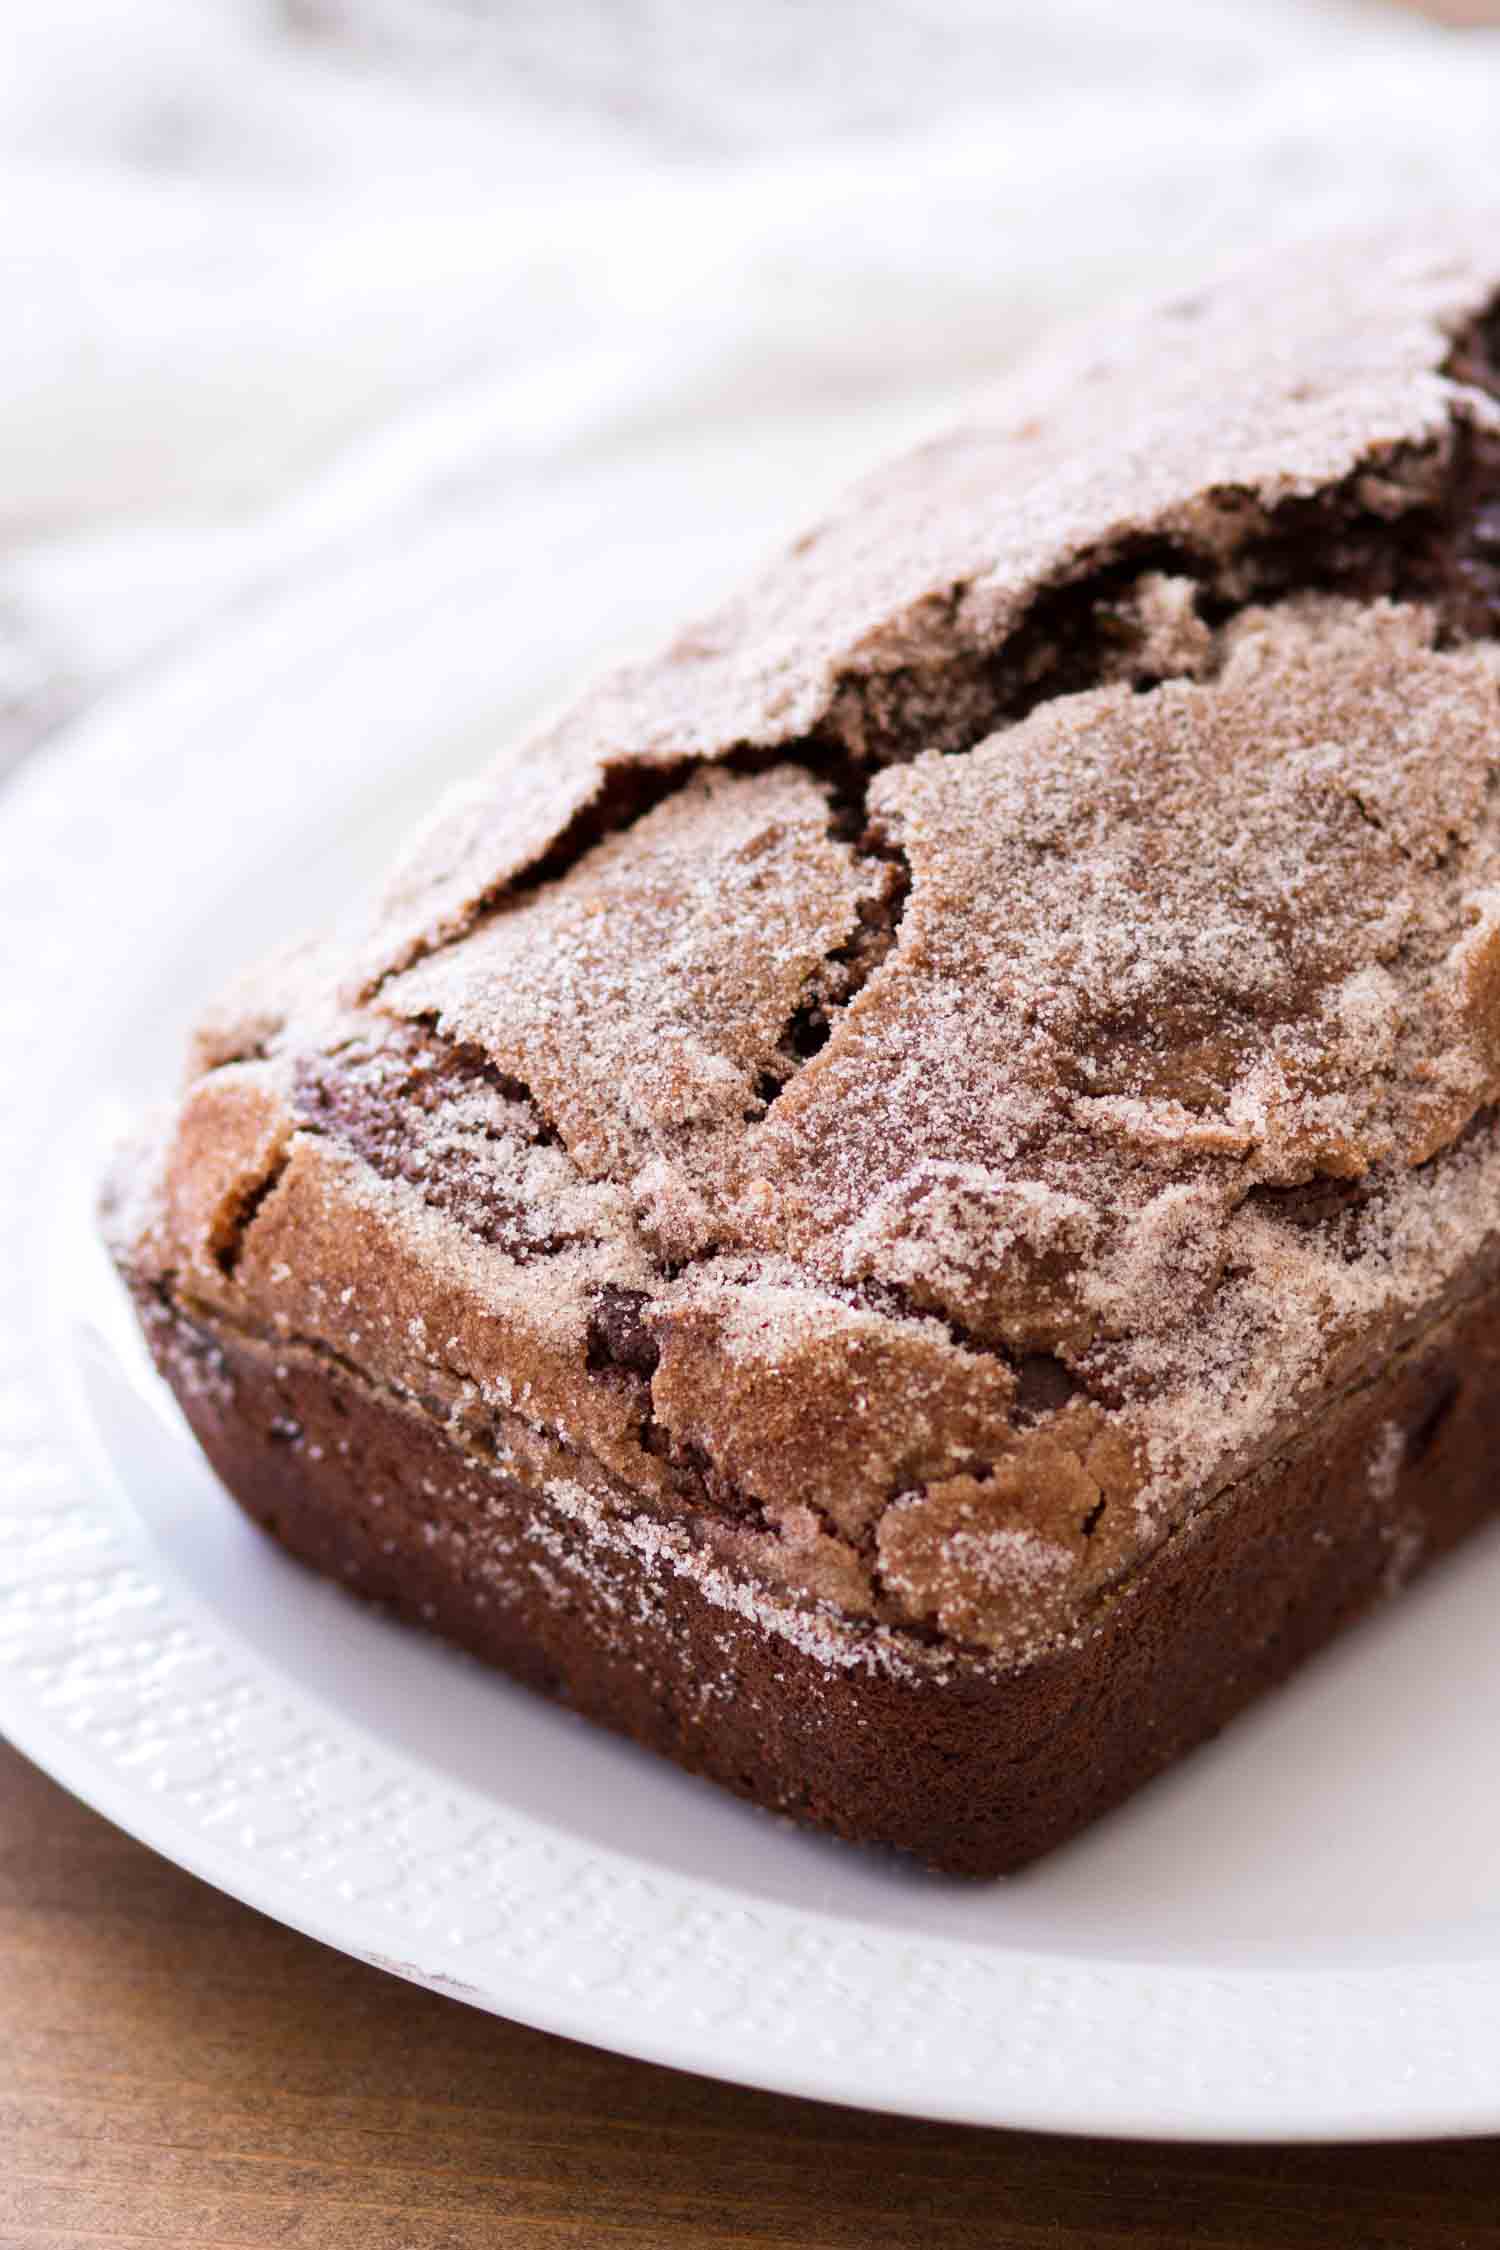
top-left (107, 223), bottom-right (1500, 1874)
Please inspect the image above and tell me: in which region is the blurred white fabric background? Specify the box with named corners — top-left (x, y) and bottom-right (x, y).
top-left (5, 0), bottom-right (1500, 773)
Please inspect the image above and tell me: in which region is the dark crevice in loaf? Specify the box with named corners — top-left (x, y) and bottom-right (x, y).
top-left (668, 1439), bottom-right (779, 1538)
top-left (1217, 421), bottom-right (1500, 644)
top-left (863, 1548), bottom-right (945, 1644)
top-left (584, 1283), bottom-right (660, 1383)
top-left (749, 794), bottom-right (912, 1115)
top-left (981, 537), bottom-right (1215, 719)
top-left (1013, 1352), bottom-right (1084, 1423)
top-left (213, 1148), bottom-right (292, 1277)
top-left (585, 1283), bottom-right (669, 1473)
top-left (480, 757), bottom-right (697, 918)
top-left (291, 1019), bottom-right (597, 1262)
top-left (403, 1013), bottom-right (561, 1143)
top-left (580, 1273), bottom-right (863, 1556)
top-left (840, 1274), bottom-right (1089, 1420)
top-left (1245, 1102), bottom-right (1500, 1243)
top-left (583, 1282), bottom-right (826, 1542)
top-left (300, 1015), bottom-right (558, 1137)
top-left (969, 427), bottom-right (1500, 721)
top-left (1244, 1174), bottom-right (1375, 1231)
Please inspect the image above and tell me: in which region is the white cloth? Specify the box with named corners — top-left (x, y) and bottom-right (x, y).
top-left (5, 0), bottom-right (1500, 770)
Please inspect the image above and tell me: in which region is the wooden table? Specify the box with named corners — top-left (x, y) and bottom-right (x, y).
top-left (7, 1739), bottom-right (1500, 2248)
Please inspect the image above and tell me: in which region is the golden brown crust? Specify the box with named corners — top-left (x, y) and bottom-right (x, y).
top-left (111, 220), bottom-right (1500, 1676)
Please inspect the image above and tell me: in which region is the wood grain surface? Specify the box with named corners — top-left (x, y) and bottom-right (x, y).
top-left (4, 1739), bottom-right (1500, 2249)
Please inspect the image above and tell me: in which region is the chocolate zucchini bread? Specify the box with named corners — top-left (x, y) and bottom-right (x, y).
top-left (107, 224), bottom-right (1500, 1874)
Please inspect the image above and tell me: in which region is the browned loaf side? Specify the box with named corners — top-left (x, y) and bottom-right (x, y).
top-left (108, 222), bottom-right (1500, 1874)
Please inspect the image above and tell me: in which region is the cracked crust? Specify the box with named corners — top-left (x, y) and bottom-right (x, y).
top-left (106, 219), bottom-right (1500, 1867)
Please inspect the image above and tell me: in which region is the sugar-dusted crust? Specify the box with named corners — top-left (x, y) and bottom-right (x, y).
top-left (108, 220), bottom-right (1500, 1869)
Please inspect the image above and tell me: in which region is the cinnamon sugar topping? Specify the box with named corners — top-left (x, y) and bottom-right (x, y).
top-left (115, 223), bottom-right (1500, 1658)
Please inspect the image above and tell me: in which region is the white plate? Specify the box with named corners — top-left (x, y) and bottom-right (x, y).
top-left (9, 498), bottom-right (1500, 2145)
